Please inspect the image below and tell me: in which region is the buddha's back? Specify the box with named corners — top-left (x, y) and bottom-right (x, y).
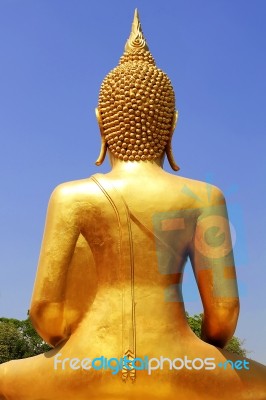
top-left (68, 170), bottom-right (201, 359)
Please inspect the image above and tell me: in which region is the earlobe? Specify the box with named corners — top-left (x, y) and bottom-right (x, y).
top-left (173, 110), bottom-right (178, 131)
top-left (95, 108), bottom-right (107, 166)
top-left (166, 111), bottom-right (180, 171)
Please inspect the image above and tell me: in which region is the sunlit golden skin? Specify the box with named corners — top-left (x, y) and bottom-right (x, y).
top-left (0, 9), bottom-right (266, 400)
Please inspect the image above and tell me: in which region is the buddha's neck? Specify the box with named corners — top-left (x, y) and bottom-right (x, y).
top-left (107, 152), bottom-right (165, 176)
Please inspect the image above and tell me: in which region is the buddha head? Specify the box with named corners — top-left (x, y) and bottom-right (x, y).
top-left (95, 9), bottom-right (179, 171)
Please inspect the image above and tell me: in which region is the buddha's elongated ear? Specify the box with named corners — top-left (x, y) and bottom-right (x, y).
top-left (95, 108), bottom-right (107, 166)
top-left (166, 111), bottom-right (180, 171)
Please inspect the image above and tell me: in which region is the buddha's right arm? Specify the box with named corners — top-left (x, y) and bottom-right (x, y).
top-left (29, 184), bottom-right (81, 347)
top-left (188, 186), bottom-right (240, 348)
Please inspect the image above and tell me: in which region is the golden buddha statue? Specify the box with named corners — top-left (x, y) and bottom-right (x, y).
top-left (0, 9), bottom-right (265, 400)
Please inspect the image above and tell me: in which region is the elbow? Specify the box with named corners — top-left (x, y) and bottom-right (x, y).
top-left (201, 300), bottom-right (240, 348)
top-left (29, 300), bottom-right (68, 347)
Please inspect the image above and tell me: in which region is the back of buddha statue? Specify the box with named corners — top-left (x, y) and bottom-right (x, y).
top-left (69, 168), bottom-right (225, 366)
top-left (31, 7), bottom-right (236, 377)
top-left (1, 10), bottom-right (265, 400)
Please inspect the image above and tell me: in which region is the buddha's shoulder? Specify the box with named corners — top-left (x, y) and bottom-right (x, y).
top-left (48, 176), bottom-right (103, 201)
top-left (168, 174), bottom-right (226, 206)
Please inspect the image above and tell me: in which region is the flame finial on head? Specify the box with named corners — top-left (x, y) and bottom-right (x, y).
top-left (119, 9), bottom-right (155, 65)
top-left (125, 9), bottom-right (149, 53)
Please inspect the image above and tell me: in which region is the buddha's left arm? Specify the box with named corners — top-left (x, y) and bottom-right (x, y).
top-left (188, 186), bottom-right (240, 348)
top-left (29, 184), bottom-right (81, 347)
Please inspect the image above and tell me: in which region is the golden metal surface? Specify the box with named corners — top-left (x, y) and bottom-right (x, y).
top-left (0, 8), bottom-right (266, 400)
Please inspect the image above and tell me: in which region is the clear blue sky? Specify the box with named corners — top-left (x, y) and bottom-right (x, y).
top-left (0, 0), bottom-right (265, 363)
